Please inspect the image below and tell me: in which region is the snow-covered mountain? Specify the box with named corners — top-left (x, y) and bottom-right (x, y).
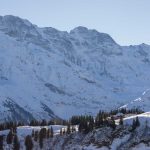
top-left (0, 15), bottom-right (150, 122)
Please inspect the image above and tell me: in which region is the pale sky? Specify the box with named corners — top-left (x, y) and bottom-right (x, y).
top-left (0, 0), bottom-right (150, 45)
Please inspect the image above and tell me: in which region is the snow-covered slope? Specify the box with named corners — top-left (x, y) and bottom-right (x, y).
top-left (0, 112), bottom-right (149, 149)
top-left (121, 89), bottom-right (150, 112)
top-left (0, 15), bottom-right (150, 121)
top-left (123, 112), bottom-right (150, 126)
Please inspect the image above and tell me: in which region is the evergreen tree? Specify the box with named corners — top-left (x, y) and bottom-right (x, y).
top-left (110, 117), bottom-right (116, 130)
top-left (50, 127), bottom-right (53, 138)
top-left (78, 122), bottom-right (82, 132)
top-left (29, 120), bottom-right (39, 126)
top-left (132, 119), bottom-right (136, 131)
top-left (131, 117), bottom-right (140, 131)
top-left (119, 116), bottom-right (123, 125)
top-left (40, 128), bottom-right (47, 139)
top-left (39, 128), bottom-right (47, 149)
top-left (103, 119), bottom-right (109, 127)
top-left (13, 134), bottom-right (20, 150)
top-left (73, 127), bottom-right (76, 132)
top-left (60, 128), bottom-right (63, 136)
top-left (47, 128), bottom-right (50, 138)
top-left (0, 136), bottom-right (3, 150)
top-left (34, 131), bottom-right (39, 142)
top-left (39, 131), bottom-right (43, 149)
top-left (13, 125), bottom-right (17, 134)
top-left (6, 130), bottom-right (13, 144)
top-left (135, 117), bottom-right (140, 127)
top-left (83, 121), bottom-right (88, 134)
top-left (67, 124), bottom-right (71, 134)
top-left (88, 121), bottom-right (94, 132)
top-left (71, 126), bottom-right (74, 133)
top-left (31, 130), bottom-right (35, 138)
top-left (41, 119), bottom-right (47, 126)
top-left (25, 135), bottom-right (33, 150)
top-left (63, 129), bottom-right (66, 135)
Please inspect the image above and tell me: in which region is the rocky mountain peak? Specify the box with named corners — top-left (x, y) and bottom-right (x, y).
top-left (70, 26), bottom-right (117, 46)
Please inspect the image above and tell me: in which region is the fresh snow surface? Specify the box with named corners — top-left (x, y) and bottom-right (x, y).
top-left (0, 125), bottom-right (66, 150)
top-left (123, 112), bottom-right (150, 127)
top-left (0, 125), bottom-right (67, 137)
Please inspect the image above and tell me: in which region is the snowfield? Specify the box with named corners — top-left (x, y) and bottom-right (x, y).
top-left (0, 125), bottom-right (67, 137)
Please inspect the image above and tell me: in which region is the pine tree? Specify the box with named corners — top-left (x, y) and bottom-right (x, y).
top-left (63, 129), bottom-right (66, 135)
top-left (60, 128), bottom-right (63, 136)
top-left (34, 131), bottom-right (39, 142)
top-left (88, 121), bottom-right (94, 132)
top-left (41, 128), bottom-right (47, 139)
top-left (31, 130), bottom-right (35, 138)
top-left (0, 136), bottom-right (3, 150)
top-left (71, 126), bottom-right (74, 133)
top-left (79, 122), bottom-right (82, 132)
top-left (67, 124), bottom-right (71, 134)
top-left (25, 135), bottom-right (33, 150)
top-left (47, 128), bottom-right (50, 138)
top-left (135, 117), bottom-right (140, 127)
top-left (110, 117), bottom-right (116, 130)
top-left (50, 127), bottom-right (53, 138)
top-left (41, 119), bottom-right (47, 126)
top-left (6, 130), bottom-right (13, 144)
top-left (132, 119), bottom-right (136, 131)
top-left (73, 127), bottom-right (76, 132)
top-left (13, 134), bottom-right (20, 150)
top-left (83, 121), bottom-right (88, 134)
top-left (39, 130), bottom-right (43, 149)
top-left (13, 126), bottom-right (17, 134)
top-left (119, 116), bottom-right (123, 125)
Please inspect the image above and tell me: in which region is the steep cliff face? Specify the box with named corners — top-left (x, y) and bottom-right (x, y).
top-left (0, 15), bottom-right (149, 121)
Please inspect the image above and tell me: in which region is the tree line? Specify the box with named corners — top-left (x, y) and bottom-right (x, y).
top-left (0, 108), bottom-right (143, 149)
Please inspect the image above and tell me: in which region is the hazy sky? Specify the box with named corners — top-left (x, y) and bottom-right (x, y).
top-left (0, 0), bottom-right (150, 45)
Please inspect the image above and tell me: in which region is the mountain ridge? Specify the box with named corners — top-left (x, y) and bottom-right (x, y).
top-left (0, 15), bottom-right (149, 122)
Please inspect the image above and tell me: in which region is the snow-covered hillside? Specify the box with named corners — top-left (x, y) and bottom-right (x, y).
top-left (0, 15), bottom-right (150, 121)
top-left (121, 89), bottom-right (150, 112)
top-left (0, 112), bottom-right (149, 149)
